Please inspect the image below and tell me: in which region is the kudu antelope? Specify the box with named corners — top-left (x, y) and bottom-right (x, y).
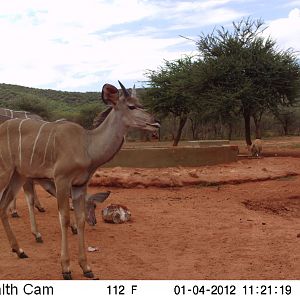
top-left (0, 108), bottom-right (110, 242)
top-left (0, 81), bottom-right (159, 279)
top-left (0, 108), bottom-right (45, 216)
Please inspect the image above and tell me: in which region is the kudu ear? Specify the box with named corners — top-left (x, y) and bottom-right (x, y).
top-left (102, 84), bottom-right (119, 105)
top-left (88, 191), bottom-right (111, 203)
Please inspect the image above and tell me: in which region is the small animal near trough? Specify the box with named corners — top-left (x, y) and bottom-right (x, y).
top-left (250, 139), bottom-right (263, 157)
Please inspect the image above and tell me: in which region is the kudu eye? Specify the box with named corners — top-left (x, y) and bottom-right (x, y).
top-left (128, 105), bottom-right (137, 110)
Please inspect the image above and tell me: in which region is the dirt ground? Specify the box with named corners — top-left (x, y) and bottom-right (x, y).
top-left (2, 138), bottom-right (300, 280)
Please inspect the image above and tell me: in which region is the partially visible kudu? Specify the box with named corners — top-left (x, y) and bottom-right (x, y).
top-left (0, 108), bottom-right (45, 216)
top-left (0, 108), bottom-right (43, 122)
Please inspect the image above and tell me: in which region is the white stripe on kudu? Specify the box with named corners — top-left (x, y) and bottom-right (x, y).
top-left (41, 127), bottom-right (55, 166)
top-left (30, 122), bottom-right (49, 166)
top-left (0, 147), bottom-right (4, 166)
top-left (18, 119), bottom-right (30, 168)
top-left (6, 121), bottom-right (12, 163)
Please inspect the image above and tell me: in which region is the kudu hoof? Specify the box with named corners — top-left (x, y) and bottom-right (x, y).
top-left (71, 226), bottom-right (78, 235)
top-left (62, 272), bottom-right (72, 280)
top-left (35, 236), bottom-right (43, 243)
top-left (12, 249), bottom-right (29, 259)
top-left (84, 271), bottom-right (94, 278)
top-left (19, 252), bottom-right (29, 259)
top-left (11, 212), bottom-right (20, 218)
top-left (36, 206), bottom-right (46, 213)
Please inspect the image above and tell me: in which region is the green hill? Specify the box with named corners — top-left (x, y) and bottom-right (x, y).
top-left (0, 83), bottom-right (104, 128)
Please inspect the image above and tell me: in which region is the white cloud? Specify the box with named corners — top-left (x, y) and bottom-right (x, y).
top-left (0, 0), bottom-right (246, 91)
top-left (284, 0), bottom-right (300, 7)
top-left (167, 7), bottom-right (244, 30)
top-left (265, 8), bottom-right (300, 52)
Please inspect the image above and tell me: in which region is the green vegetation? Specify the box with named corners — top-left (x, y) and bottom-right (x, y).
top-left (0, 83), bottom-right (104, 128)
top-left (144, 56), bottom-right (199, 146)
top-left (144, 18), bottom-right (300, 146)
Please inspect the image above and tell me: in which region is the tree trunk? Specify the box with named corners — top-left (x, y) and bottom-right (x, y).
top-left (244, 112), bottom-right (252, 146)
top-left (158, 127), bottom-right (161, 141)
top-left (227, 122), bottom-right (233, 140)
top-left (253, 114), bottom-right (262, 139)
top-left (173, 116), bottom-right (188, 146)
top-left (254, 119), bottom-right (261, 139)
top-left (283, 121), bottom-right (288, 136)
top-left (213, 124), bottom-right (218, 139)
top-left (189, 117), bottom-right (198, 140)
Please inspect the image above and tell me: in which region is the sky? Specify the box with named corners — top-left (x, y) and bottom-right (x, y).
top-left (0, 0), bottom-right (300, 92)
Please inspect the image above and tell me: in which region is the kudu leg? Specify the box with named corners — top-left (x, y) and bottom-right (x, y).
top-left (23, 180), bottom-right (43, 243)
top-left (0, 171), bottom-right (27, 258)
top-left (8, 180), bottom-right (45, 218)
top-left (9, 197), bottom-right (20, 218)
top-left (72, 185), bottom-right (94, 278)
top-left (31, 182), bottom-right (45, 213)
top-left (55, 178), bottom-right (72, 280)
top-left (36, 179), bottom-right (78, 234)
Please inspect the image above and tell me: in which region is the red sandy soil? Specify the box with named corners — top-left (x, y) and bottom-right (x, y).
top-left (1, 156), bottom-right (300, 280)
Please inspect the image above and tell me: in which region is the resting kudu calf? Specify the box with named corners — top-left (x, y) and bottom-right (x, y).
top-left (0, 81), bottom-right (159, 279)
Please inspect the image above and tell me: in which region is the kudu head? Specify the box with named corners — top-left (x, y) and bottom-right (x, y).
top-left (101, 81), bottom-right (160, 132)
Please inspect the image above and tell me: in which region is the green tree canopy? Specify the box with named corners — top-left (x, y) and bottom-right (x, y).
top-left (144, 55), bottom-right (202, 146)
top-left (196, 17), bottom-right (300, 145)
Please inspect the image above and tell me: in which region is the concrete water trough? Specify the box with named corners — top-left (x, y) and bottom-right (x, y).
top-left (187, 140), bottom-right (230, 147)
top-left (103, 142), bottom-right (239, 168)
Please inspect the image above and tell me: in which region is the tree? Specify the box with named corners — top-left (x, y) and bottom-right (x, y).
top-left (272, 103), bottom-right (300, 136)
top-left (144, 56), bottom-right (201, 146)
top-left (196, 18), bottom-right (300, 145)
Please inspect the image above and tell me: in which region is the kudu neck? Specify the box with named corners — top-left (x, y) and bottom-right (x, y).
top-left (87, 109), bottom-right (127, 165)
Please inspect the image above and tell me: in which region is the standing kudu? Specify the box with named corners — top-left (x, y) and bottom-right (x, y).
top-left (0, 81), bottom-right (159, 279)
top-left (0, 108), bottom-right (110, 242)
